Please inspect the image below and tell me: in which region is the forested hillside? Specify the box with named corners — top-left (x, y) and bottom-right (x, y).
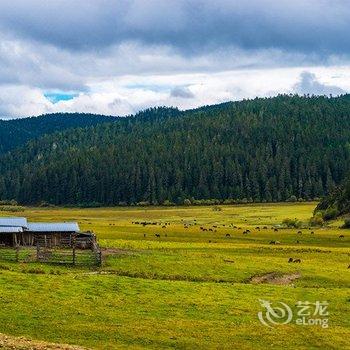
top-left (0, 113), bottom-right (116, 154)
top-left (1, 95), bottom-right (350, 205)
top-left (315, 180), bottom-right (350, 218)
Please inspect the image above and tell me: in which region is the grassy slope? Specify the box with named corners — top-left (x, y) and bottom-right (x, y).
top-left (0, 203), bottom-right (349, 349)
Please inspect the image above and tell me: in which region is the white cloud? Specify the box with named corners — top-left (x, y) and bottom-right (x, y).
top-left (1, 66), bottom-right (347, 118)
top-left (293, 71), bottom-right (346, 95)
top-left (0, 1), bottom-right (350, 117)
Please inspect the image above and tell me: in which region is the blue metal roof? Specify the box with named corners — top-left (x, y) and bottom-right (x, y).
top-left (0, 226), bottom-right (23, 233)
top-left (0, 217), bottom-right (28, 228)
top-left (27, 222), bottom-right (80, 233)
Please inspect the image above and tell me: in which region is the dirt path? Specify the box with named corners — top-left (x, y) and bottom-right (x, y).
top-left (0, 333), bottom-right (87, 350)
top-left (249, 272), bottom-right (301, 285)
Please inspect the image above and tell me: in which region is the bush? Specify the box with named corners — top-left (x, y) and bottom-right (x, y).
top-left (38, 201), bottom-right (55, 207)
top-left (0, 199), bottom-right (18, 206)
top-left (0, 205), bottom-right (25, 212)
top-left (212, 206), bottom-right (222, 211)
top-left (183, 199), bottom-right (192, 206)
top-left (286, 195), bottom-right (297, 202)
top-left (341, 217), bottom-right (350, 229)
top-left (23, 268), bottom-right (45, 274)
top-left (223, 199), bottom-right (235, 204)
top-left (162, 200), bottom-right (174, 206)
top-left (136, 201), bottom-right (150, 206)
top-left (322, 207), bottom-right (339, 221)
top-left (309, 215), bottom-right (324, 227)
top-left (282, 218), bottom-right (303, 228)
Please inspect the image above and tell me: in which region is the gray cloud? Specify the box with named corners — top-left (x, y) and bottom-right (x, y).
top-left (293, 71), bottom-right (346, 96)
top-left (170, 86), bottom-right (195, 99)
top-left (0, 1), bottom-right (350, 118)
top-left (0, 0), bottom-right (349, 57)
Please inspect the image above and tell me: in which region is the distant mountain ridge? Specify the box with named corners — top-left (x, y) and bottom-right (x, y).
top-left (0, 113), bottom-right (116, 154)
top-left (1, 95), bottom-right (350, 205)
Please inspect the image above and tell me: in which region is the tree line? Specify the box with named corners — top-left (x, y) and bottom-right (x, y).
top-left (1, 94), bottom-right (350, 205)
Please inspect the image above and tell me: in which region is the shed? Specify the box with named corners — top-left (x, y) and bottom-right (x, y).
top-left (0, 226), bottom-right (24, 246)
top-left (27, 222), bottom-right (81, 247)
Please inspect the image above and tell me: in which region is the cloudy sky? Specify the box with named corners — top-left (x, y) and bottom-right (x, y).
top-left (1, 0), bottom-right (350, 118)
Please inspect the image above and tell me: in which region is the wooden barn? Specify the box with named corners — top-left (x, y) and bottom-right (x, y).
top-left (0, 217), bottom-right (95, 248)
top-left (0, 217), bottom-right (28, 246)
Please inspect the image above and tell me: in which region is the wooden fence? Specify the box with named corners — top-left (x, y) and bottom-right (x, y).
top-left (0, 237), bottom-right (102, 266)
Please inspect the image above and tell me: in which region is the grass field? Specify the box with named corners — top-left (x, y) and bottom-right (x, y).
top-left (0, 202), bottom-right (349, 349)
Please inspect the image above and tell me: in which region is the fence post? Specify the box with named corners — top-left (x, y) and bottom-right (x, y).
top-left (36, 242), bottom-right (40, 261)
top-left (15, 245), bottom-right (19, 262)
top-left (72, 235), bottom-right (76, 266)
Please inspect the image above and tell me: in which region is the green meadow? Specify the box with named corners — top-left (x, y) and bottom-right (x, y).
top-left (0, 202), bottom-right (349, 349)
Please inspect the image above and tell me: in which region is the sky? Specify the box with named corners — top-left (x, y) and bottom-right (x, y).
top-left (1, 0), bottom-right (350, 118)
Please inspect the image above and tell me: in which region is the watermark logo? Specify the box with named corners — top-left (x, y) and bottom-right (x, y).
top-left (258, 299), bottom-right (293, 327)
top-left (258, 299), bottom-right (329, 328)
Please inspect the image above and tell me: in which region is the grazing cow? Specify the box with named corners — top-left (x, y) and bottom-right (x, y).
top-left (297, 231), bottom-right (302, 234)
top-left (288, 257), bottom-right (294, 263)
top-left (311, 231), bottom-right (315, 234)
top-left (296, 240), bottom-right (300, 244)
top-left (155, 233), bottom-right (160, 238)
top-left (339, 235), bottom-right (345, 238)
top-left (162, 226), bottom-right (166, 229)
top-left (209, 228), bottom-right (213, 232)
top-left (274, 228), bottom-right (278, 232)
top-left (348, 264), bottom-right (350, 269)
top-left (269, 240), bottom-right (281, 245)
top-left (293, 259), bottom-right (301, 263)
top-left (226, 233), bottom-right (231, 238)
top-left (263, 226), bottom-right (268, 229)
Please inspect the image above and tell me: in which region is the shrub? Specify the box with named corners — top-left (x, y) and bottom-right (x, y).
top-left (212, 206), bottom-right (222, 212)
top-left (38, 201), bottom-right (55, 207)
top-left (286, 195), bottom-right (297, 202)
top-left (23, 268), bottom-right (45, 274)
top-left (309, 214), bottom-right (324, 227)
top-left (136, 201), bottom-right (150, 206)
top-left (0, 199), bottom-right (18, 206)
top-left (282, 218), bottom-right (303, 228)
top-left (223, 199), bottom-right (235, 204)
top-left (322, 207), bottom-right (339, 221)
top-left (183, 199), bottom-right (192, 206)
top-left (341, 217), bottom-right (350, 229)
top-left (0, 205), bottom-right (25, 212)
top-left (162, 200), bottom-right (174, 206)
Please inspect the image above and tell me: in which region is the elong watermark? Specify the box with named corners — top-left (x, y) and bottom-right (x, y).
top-left (258, 299), bottom-right (329, 328)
